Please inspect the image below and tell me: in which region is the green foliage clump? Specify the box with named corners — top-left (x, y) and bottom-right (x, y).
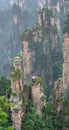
top-left (22, 98), bottom-right (69, 129)
top-left (43, 102), bottom-right (63, 130)
top-left (15, 54), bottom-right (21, 57)
top-left (0, 76), bottom-right (11, 96)
top-left (0, 96), bottom-right (14, 130)
top-left (60, 98), bottom-right (69, 129)
top-left (21, 101), bottom-right (63, 130)
top-left (63, 14), bottom-right (69, 34)
top-left (51, 48), bottom-right (63, 80)
top-left (21, 100), bottom-right (47, 130)
top-left (41, 95), bottom-right (46, 101)
top-left (11, 69), bottom-right (22, 80)
top-left (23, 84), bottom-right (31, 93)
top-left (12, 92), bottom-right (17, 97)
top-left (63, 86), bottom-right (69, 100)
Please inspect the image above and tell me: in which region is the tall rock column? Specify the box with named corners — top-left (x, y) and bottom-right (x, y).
top-left (63, 34), bottom-right (69, 93)
top-left (21, 40), bottom-right (32, 79)
top-left (62, 33), bottom-right (69, 130)
top-left (31, 76), bottom-right (46, 114)
top-left (10, 56), bottom-right (24, 130)
top-left (52, 78), bottom-right (63, 115)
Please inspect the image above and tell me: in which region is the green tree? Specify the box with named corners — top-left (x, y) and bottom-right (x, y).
top-left (0, 96), bottom-right (14, 130)
top-left (21, 101), bottom-right (47, 130)
top-left (61, 98), bottom-right (69, 129)
top-left (42, 102), bottom-right (62, 130)
top-left (63, 14), bottom-right (69, 34)
top-left (0, 76), bottom-right (11, 96)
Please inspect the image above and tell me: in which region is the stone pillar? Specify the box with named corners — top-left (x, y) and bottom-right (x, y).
top-left (63, 34), bottom-right (69, 90)
top-left (21, 40), bottom-right (32, 79)
top-left (63, 34), bottom-right (69, 129)
top-left (10, 56), bottom-right (23, 130)
top-left (31, 76), bottom-right (46, 114)
top-left (53, 78), bottom-right (63, 114)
